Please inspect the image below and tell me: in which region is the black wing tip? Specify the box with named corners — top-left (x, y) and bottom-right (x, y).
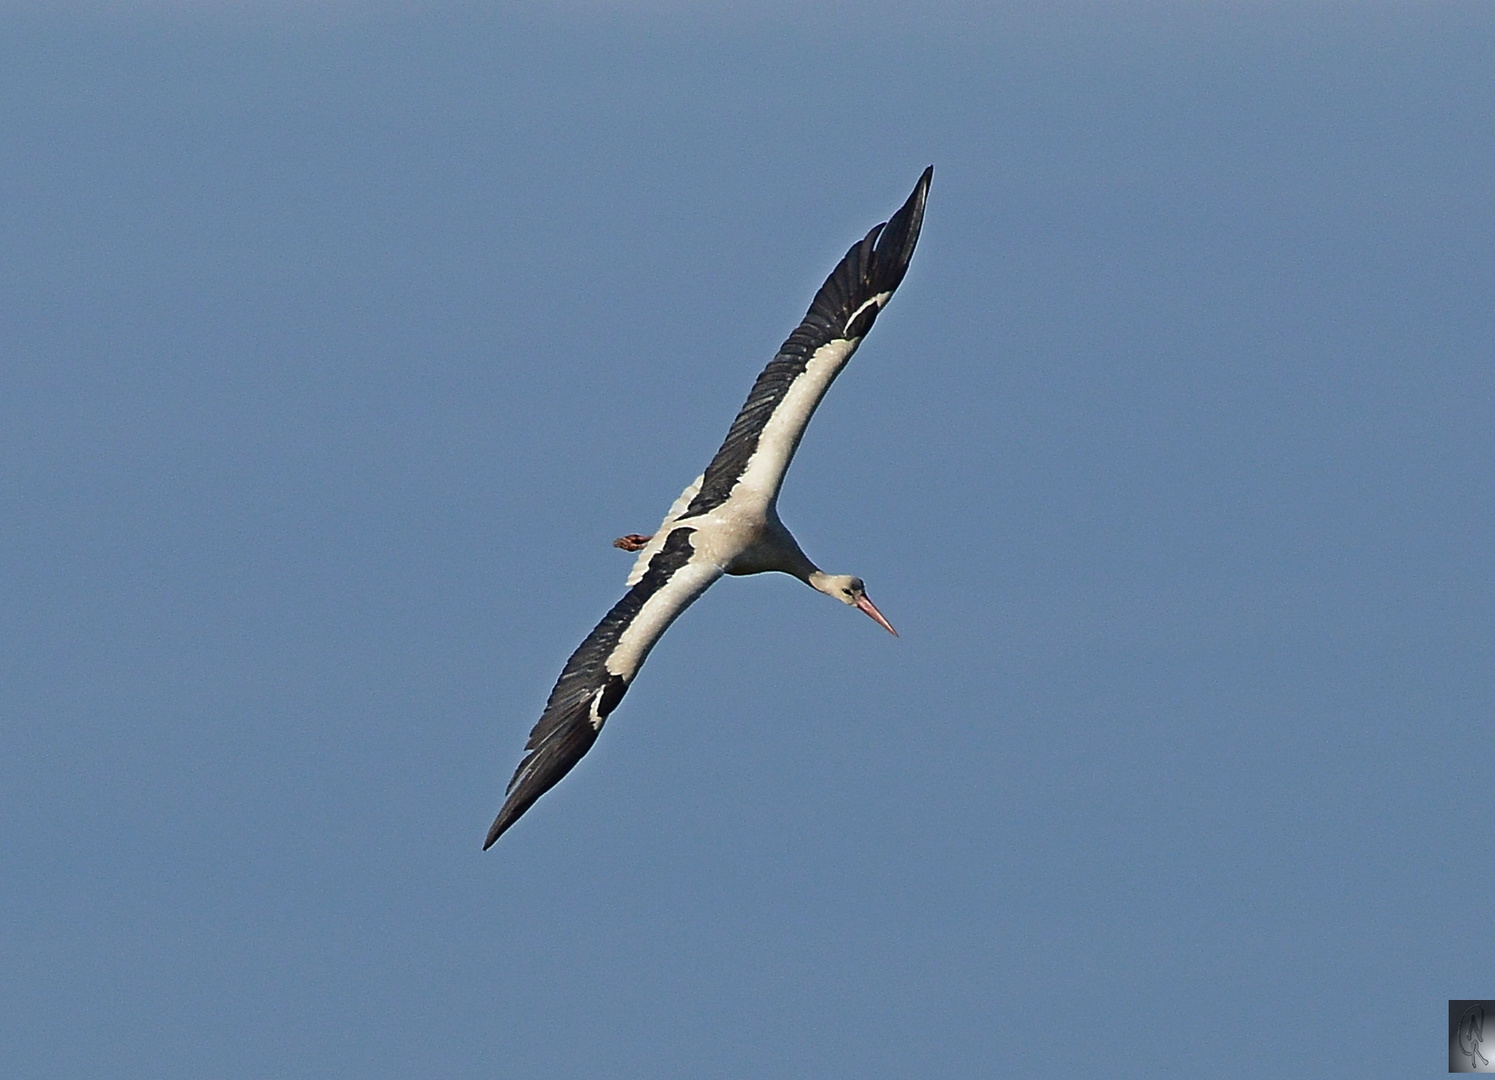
top-left (482, 748), bottom-right (582, 850)
top-left (485, 778), bottom-right (539, 848)
top-left (482, 818), bottom-right (505, 850)
top-left (482, 766), bottom-right (558, 849)
top-left (907, 164), bottom-right (934, 218)
top-left (484, 680), bottom-right (623, 850)
top-left (484, 808), bottom-right (516, 849)
top-left (890, 166), bottom-right (933, 231)
top-left (873, 166), bottom-right (932, 287)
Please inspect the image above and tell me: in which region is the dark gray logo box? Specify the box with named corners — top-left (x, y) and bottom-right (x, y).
top-left (1451, 1001), bottom-right (1495, 1073)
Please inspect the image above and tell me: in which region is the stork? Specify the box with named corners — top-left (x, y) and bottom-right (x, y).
top-left (485, 167), bottom-right (932, 848)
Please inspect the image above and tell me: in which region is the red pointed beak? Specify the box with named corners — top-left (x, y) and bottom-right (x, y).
top-left (855, 593), bottom-right (898, 636)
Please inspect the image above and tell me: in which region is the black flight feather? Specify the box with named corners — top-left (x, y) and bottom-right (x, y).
top-left (484, 528), bottom-right (699, 848)
top-left (683, 165), bottom-right (931, 517)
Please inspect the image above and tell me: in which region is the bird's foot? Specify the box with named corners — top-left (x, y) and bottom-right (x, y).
top-left (613, 533), bottom-right (653, 552)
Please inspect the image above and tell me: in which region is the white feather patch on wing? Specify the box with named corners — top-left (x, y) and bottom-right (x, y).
top-left (733, 336), bottom-right (860, 500)
top-left (626, 474), bottom-right (705, 587)
top-left (844, 290), bottom-right (892, 335)
top-left (606, 558), bottom-right (723, 680)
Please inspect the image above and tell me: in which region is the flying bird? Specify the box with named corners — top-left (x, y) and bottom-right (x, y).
top-left (486, 167), bottom-right (932, 848)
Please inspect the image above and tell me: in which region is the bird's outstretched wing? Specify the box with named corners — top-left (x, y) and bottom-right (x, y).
top-left (680, 166), bottom-right (932, 518)
top-left (485, 527), bottom-right (722, 847)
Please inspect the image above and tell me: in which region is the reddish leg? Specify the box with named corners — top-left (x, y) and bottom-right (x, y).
top-left (613, 533), bottom-right (653, 552)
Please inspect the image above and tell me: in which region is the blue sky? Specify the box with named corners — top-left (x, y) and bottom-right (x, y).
top-left (2, 3), bottom-right (1492, 1076)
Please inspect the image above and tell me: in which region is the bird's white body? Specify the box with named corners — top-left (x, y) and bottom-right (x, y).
top-left (485, 169), bottom-right (931, 847)
top-left (612, 491), bottom-right (814, 689)
top-left (628, 481), bottom-right (812, 582)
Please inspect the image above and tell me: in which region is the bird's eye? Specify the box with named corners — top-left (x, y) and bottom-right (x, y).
top-left (842, 587), bottom-right (854, 596)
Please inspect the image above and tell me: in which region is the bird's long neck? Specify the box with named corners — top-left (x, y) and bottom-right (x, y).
top-left (765, 514), bottom-right (820, 585)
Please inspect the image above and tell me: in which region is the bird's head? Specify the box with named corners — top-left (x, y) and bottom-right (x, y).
top-left (810, 573), bottom-right (898, 636)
